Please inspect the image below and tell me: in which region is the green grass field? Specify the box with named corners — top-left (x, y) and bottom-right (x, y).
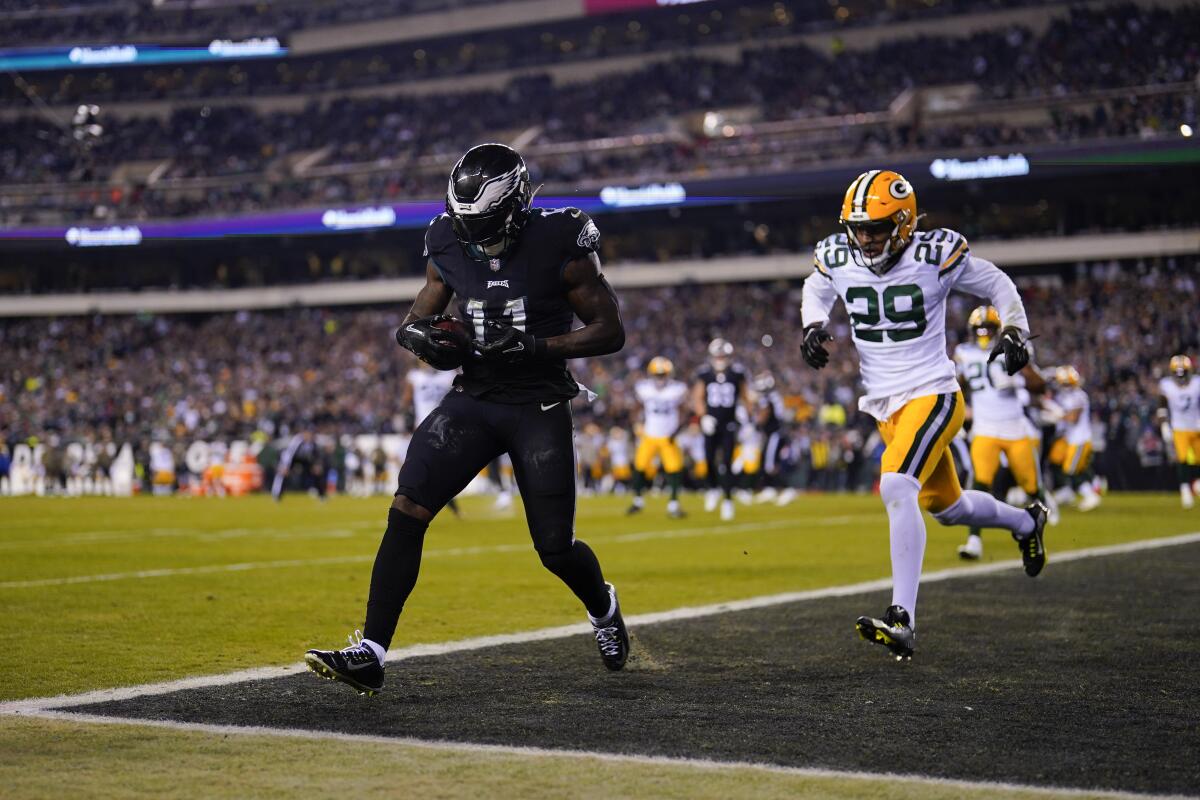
top-left (1, 492), bottom-right (1194, 799)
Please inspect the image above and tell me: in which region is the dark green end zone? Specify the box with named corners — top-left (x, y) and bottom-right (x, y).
top-left (66, 543), bottom-right (1200, 796)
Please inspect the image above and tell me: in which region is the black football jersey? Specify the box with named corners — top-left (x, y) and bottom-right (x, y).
top-left (696, 363), bottom-right (748, 427)
top-left (424, 206), bottom-right (601, 403)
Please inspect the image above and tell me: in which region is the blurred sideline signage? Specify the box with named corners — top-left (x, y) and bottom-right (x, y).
top-left (585, 0), bottom-right (710, 13)
top-left (0, 38), bottom-right (286, 71)
top-left (929, 154), bottom-right (1031, 181)
top-left (600, 182), bottom-right (686, 208)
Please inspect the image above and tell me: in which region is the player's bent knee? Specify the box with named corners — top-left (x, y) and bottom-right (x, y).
top-left (932, 493), bottom-right (972, 526)
top-left (390, 494), bottom-right (435, 522)
top-left (879, 472), bottom-right (920, 507)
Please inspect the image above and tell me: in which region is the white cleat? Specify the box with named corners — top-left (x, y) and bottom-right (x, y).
top-left (493, 491), bottom-right (513, 512)
top-left (734, 489), bottom-right (754, 506)
top-left (1182, 485), bottom-right (1195, 510)
top-left (775, 488), bottom-right (798, 507)
top-left (754, 487), bottom-right (778, 504)
top-left (957, 535), bottom-right (983, 560)
top-left (1077, 491), bottom-right (1101, 512)
top-left (704, 489), bottom-right (720, 513)
top-left (720, 498), bottom-right (735, 521)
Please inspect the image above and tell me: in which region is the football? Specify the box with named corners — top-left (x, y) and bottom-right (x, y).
top-left (427, 315), bottom-right (473, 370)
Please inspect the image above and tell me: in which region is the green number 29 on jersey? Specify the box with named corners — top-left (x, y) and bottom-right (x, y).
top-left (845, 284), bottom-right (927, 343)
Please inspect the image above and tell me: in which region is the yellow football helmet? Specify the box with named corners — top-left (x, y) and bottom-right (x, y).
top-left (839, 169), bottom-right (918, 272)
top-left (1055, 365), bottom-right (1082, 388)
top-left (968, 305), bottom-right (1001, 350)
top-left (648, 356), bottom-right (675, 378)
top-left (1170, 354), bottom-right (1194, 381)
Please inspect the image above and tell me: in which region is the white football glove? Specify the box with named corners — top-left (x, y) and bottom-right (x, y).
top-left (700, 415), bottom-right (717, 436)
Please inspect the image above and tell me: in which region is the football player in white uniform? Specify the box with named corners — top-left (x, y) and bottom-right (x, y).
top-left (801, 169), bottom-right (1048, 661)
top-left (1157, 355), bottom-right (1200, 508)
top-left (628, 356), bottom-right (690, 518)
top-left (954, 305), bottom-right (1049, 559)
top-left (402, 362), bottom-right (461, 516)
top-left (1048, 366), bottom-right (1100, 512)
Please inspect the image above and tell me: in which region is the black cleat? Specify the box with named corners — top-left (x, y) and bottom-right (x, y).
top-left (305, 633), bottom-right (384, 695)
top-left (667, 506), bottom-right (687, 519)
top-left (1015, 501), bottom-right (1048, 577)
top-left (592, 582), bottom-right (630, 671)
top-left (856, 605), bottom-right (915, 661)
top-left (625, 503), bottom-right (643, 516)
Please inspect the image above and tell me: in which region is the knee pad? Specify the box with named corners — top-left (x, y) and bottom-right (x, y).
top-left (536, 539), bottom-right (576, 570)
top-left (932, 493), bottom-right (973, 526)
top-left (879, 472), bottom-right (920, 507)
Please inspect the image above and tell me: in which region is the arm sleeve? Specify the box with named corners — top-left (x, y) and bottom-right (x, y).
top-left (949, 254), bottom-right (1030, 335)
top-left (801, 272), bottom-right (840, 328)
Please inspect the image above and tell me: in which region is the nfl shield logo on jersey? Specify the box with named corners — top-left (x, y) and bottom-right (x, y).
top-left (489, 258), bottom-right (502, 271)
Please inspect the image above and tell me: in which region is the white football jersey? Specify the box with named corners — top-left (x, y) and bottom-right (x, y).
top-left (635, 378), bottom-right (688, 438)
top-left (802, 228), bottom-right (1029, 421)
top-left (1160, 376), bottom-right (1200, 431)
top-left (1057, 387), bottom-right (1092, 446)
top-left (954, 342), bottom-right (1027, 440)
top-left (607, 435), bottom-right (631, 468)
top-left (407, 368), bottom-right (456, 425)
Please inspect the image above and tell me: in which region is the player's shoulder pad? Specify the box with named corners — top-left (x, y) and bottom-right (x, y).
top-left (535, 206), bottom-right (601, 258)
top-left (423, 213), bottom-right (456, 262)
top-left (812, 233), bottom-right (850, 277)
top-left (913, 227), bottom-right (970, 276)
top-left (695, 364), bottom-right (714, 381)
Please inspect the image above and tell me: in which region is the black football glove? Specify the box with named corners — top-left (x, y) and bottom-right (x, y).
top-left (801, 324), bottom-right (834, 370)
top-left (987, 326), bottom-right (1029, 376)
top-left (395, 314), bottom-right (464, 369)
top-left (475, 319), bottom-right (542, 364)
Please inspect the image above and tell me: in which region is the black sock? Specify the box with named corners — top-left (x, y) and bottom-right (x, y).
top-left (632, 470), bottom-right (646, 498)
top-left (363, 508), bottom-right (429, 650)
top-left (539, 540), bottom-right (610, 619)
top-left (667, 471), bottom-right (681, 501)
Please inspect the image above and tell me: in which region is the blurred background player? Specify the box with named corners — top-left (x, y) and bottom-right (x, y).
top-left (954, 305), bottom-right (1049, 559)
top-left (693, 338), bottom-right (750, 521)
top-left (1158, 355), bottom-right (1200, 509)
top-left (1048, 366), bottom-right (1101, 512)
top-left (402, 361), bottom-right (460, 517)
top-left (607, 427), bottom-right (633, 495)
top-left (628, 356), bottom-right (689, 519)
top-left (802, 169), bottom-right (1047, 661)
top-left (750, 371), bottom-right (796, 506)
top-left (272, 430), bottom-right (327, 502)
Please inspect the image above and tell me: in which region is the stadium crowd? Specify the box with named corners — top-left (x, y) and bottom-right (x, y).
top-left (2, 257), bottom-right (1195, 494)
top-left (2, 2), bottom-right (1195, 225)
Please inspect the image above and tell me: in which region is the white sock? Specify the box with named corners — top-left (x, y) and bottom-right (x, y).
top-left (879, 472), bottom-right (925, 626)
top-left (361, 638), bottom-right (386, 665)
top-left (934, 490), bottom-right (1034, 536)
top-left (588, 585), bottom-right (617, 626)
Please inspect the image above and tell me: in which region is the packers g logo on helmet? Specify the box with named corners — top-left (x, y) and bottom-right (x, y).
top-left (1055, 365), bottom-right (1082, 388)
top-left (1170, 354), bottom-right (1194, 381)
top-left (968, 305), bottom-right (1001, 350)
top-left (839, 169), bottom-right (919, 272)
top-left (648, 356), bottom-right (675, 378)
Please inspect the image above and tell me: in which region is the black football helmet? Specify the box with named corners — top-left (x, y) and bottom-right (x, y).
top-left (446, 143), bottom-right (533, 261)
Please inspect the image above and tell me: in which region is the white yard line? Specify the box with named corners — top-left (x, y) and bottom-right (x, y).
top-left (2, 531), bottom-right (1197, 800)
top-left (0, 515), bottom-right (870, 589)
top-left (15, 710), bottom-right (1185, 800)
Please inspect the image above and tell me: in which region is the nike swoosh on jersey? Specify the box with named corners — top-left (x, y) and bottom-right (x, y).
top-left (541, 402), bottom-right (560, 411)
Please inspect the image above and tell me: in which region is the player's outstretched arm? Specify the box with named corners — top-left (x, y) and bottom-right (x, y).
top-left (547, 252), bottom-right (626, 359)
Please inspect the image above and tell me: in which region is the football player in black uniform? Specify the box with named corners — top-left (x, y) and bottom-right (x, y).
top-left (305, 144), bottom-right (629, 694)
top-left (691, 338), bottom-right (750, 521)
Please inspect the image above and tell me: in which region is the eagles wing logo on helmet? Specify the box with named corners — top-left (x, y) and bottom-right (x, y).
top-left (446, 166), bottom-right (523, 216)
top-left (577, 219), bottom-right (600, 251)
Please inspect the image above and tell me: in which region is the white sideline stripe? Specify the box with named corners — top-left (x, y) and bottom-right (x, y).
top-left (4, 529), bottom-right (1198, 718)
top-left (0, 516), bottom-right (869, 590)
top-left (16, 711), bottom-right (1186, 800)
